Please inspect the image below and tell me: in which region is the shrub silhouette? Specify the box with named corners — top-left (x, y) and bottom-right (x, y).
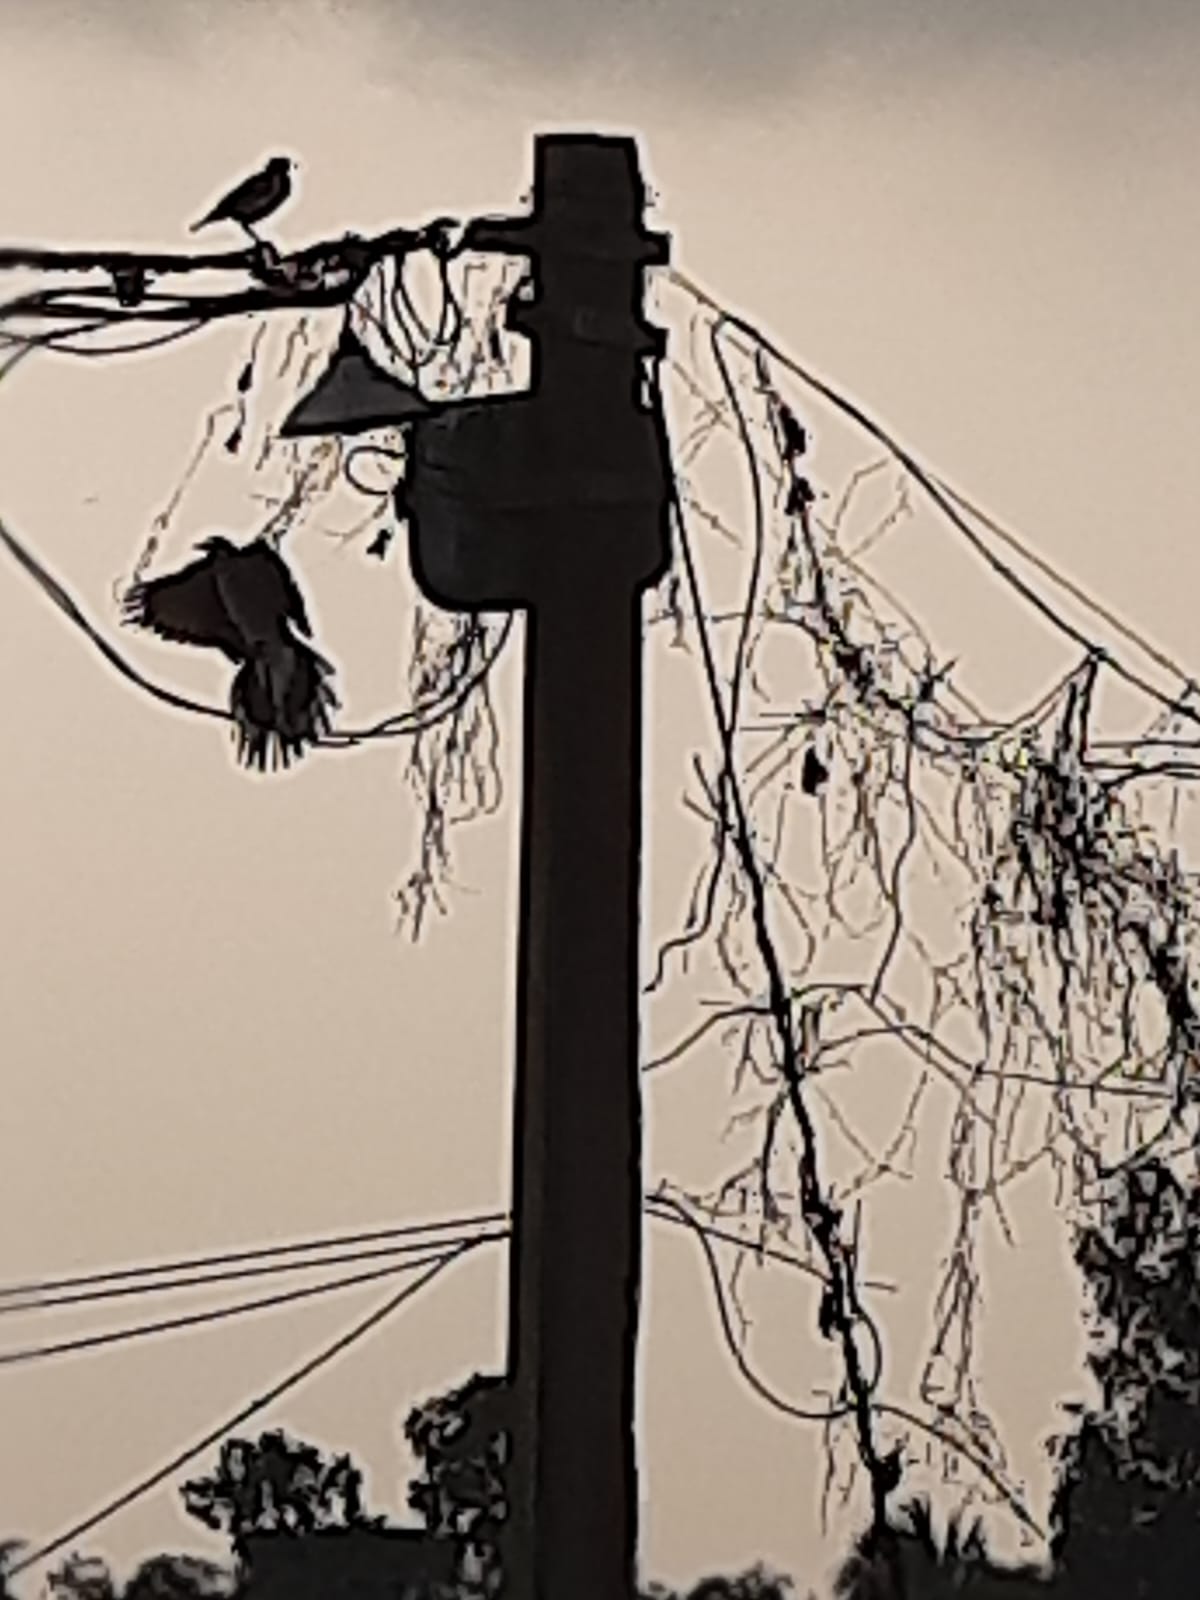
top-left (181, 1429), bottom-right (368, 1556)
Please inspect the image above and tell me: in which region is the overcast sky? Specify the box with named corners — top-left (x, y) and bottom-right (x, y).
top-left (0, 4), bottom-right (1196, 1597)
top-left (8, 0), bottom-right (1200, 93)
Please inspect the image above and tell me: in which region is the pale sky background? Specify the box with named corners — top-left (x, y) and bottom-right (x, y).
top-left (0, 3), bottom-right (1197, 1597)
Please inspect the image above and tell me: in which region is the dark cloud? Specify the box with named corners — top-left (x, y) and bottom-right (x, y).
top-left (362, 0), bottom-right (1198, 98)
top-left (4, 0), bottom-right (1197, 101)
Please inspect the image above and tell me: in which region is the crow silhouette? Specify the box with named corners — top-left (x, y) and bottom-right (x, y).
top-left (122, 536), bottom-right (337, 772)
top-left (190, 157), bottom-right (295, 237)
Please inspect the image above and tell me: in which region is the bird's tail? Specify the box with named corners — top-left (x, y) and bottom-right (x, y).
top-left (230, 639), bottom-right (338, 772)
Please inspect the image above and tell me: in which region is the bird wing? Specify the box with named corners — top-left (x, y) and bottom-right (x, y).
top-left (228, 540), bottom-right (314, 638)
top-left (217, 162), bottom-right (290, 225)
top-left (122, 550), bottom-right (245, 660)
top-left (192, 164), bottom-right (270, 229)
top-left (212, 169), bottom-right (264, 220)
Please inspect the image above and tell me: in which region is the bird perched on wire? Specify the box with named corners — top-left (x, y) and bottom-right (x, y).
top-left (121, 535), bottom-right (338, 772)
top-left (189, 156), bottom-right (295, 239)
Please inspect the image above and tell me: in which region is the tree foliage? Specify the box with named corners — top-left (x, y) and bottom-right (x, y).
top-left (642, 1564), bottom-right (800, 1600)
top-left (180, 1429), bottom-right (368, 1552)
top-left (403, 1371), bottom-right (512, 1595)
top-left (1045, 1156), bottom-right (1200, 1596)
top-left (45, 1555), bottom-right (235, 1600)
top-left (827, 1154), bottom-right (1200, 1596)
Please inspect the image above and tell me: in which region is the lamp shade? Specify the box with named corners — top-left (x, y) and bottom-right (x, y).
top-left (278, 326), bottom-right (434, 437)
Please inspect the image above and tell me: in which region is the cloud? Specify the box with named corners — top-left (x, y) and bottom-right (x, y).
top-left (351, 0), bottom-right (1199, 97)
top-left (4, 0), bottom-right (1198, 100)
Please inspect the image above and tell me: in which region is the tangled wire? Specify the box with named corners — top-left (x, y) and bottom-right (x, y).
top-left (638, 271), bottom-right (1200, 1550)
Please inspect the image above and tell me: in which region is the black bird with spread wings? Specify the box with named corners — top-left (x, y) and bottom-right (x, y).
top-left (190, 157), bottom-right (295, 237)
top-left (121, 536), bottom-right (338, 772)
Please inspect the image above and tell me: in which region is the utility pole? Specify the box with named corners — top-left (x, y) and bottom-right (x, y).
top-left (404, 134), bottom-right (672, 1600)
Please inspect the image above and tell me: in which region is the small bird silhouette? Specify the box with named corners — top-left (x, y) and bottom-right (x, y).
top-left (121, 535), bottom-right (337, 772)
top-left (190, 157), bottom-right (295, 237)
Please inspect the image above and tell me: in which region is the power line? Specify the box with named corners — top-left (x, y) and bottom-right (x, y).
top-left (652, 1192), bottom-right (853, 1424)
top-left (0, 1236), bottom-right (438, 1317)
top-left (0, 1218), bottom-right (1018, 1572)
top-left (1, 1211), bottom-right (847, 1372)
top-left (2, 1199), bottom-right (900, 1322)
top-left (0, 1220), bottom-right (508, 1317)
top-left (3, 1199), bottom-right (892, 1323)
top-left (656, 1193), bottom-right (1045, 1541)
top-left (0, 1208), bottom-right (508, 1304)
top-left (0, 1232), bottom-right (508, 1371)
top-left (665, 266), bottom-right (1200, 726)
top-left (5, 1241), bottom-right (483, 1581)
top-left (934, 478), bottom-right (1191, 691)
top-left (0, 1202), bottom-right (890, 1581)
top-left (0, 1210), bottom-right (841, 1373)
top-left (650, 290), bottom-right (1054, 1542)
top-left (0, 511), bottom-right (513, 754)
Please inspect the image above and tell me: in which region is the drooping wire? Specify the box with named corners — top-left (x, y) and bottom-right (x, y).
top-left (0, 513), bottom-right (229, 724)
top-left (342, 443), bottom-right (406, 499)
top-left (0, 1197), bottom-right (915, 1586)
top-left (0, 506), bottom-right (513, 747)
top-left (320, 615), bottom-right (516, 746)
top-left (0, 319), bottom-right (209, 359)
top-left (647, 352), bottom-right (910, 1531)
top-left (656, 1200), bottom-right (1041, 1536)
top-left (0, 1198), bottom-right (893, 1323)
top-left (666, 268), bottom-right (1200, 731)
top-left (652, 1192), bottom-right (858, 1423)
top-left (387, 233), bottom-right (466, 373)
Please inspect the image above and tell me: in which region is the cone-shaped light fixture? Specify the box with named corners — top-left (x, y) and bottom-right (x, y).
top-left (279, 325), bottom-right (434, 438)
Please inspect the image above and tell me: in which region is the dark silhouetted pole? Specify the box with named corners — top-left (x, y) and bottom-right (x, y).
top-left (404, 134), bottom-right (671, 1600)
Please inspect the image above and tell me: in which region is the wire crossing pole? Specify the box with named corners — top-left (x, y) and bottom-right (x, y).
top-left (405, 134), bottom-right (671, 1600)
